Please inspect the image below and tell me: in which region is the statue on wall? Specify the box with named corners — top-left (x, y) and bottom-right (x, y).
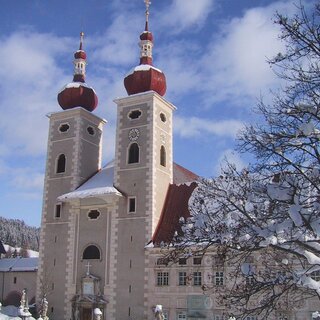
top-left (154, 305), bottom-right (164, 320)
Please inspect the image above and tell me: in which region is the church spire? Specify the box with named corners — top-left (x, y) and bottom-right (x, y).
top-left (124, 0), bottom-right (166, 96)
top-left (73, 32), bottom-right (87, 83)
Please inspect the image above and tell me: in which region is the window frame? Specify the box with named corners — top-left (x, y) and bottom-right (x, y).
top-left (178, 271), bottom-right (187, 286)
top-left (128, 142), bottom-right (140, 164)
top-left (160, 145), bottom-right (166, 167)
top-left (214, 271), bottom-right (224, 286)
top-left (156, 271), bottom-right (169, 286)
top-left (193, 271), bottom-right (202, 286)
top-left (56, 154), bottom-right (66, 174)
top-left (54, 203), bottom-right (62, 219)
top-left (128, 197), bottom-right (136, 214)
top-left (82, 244), bottom-right (101, 260)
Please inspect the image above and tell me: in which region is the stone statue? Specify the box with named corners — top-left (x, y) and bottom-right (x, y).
top-left (154, 305), bottom-right (164, 320)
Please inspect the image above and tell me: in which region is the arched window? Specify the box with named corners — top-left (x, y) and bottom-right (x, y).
top-left (56, 154), bottom-right (66, 173)
top-left (128, 143), bottom-right (139, 164)
top-left (160, 146), bottom-right (166, 167)
top-left (83, 245), bottom-right (101, 260)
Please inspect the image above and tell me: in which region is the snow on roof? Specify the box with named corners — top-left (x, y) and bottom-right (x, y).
top-left (58, 81), bottom-right (97, 95)
top-left (125, 64), bottom-right (163, 77)
top-left (57, 162), bottom-right (121, 201)
top-left (0, 257), bottom-right (38, 272)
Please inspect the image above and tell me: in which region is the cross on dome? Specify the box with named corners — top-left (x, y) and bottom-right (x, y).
top-left (144, 0), bottom-right (151, 30)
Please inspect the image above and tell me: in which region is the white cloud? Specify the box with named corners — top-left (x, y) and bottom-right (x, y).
top-left (174, 116), bottom-right (244, 138)
top-left (160, 0), bottom-right (215, 33)
top-left (11, 171), bottom-right (44, 190)
top-left (91, 14), bottom-right (141, 66)
top-left (0, 30), bottom-right (71, 157)
top-left (198, 2), bottom-right (295, 106)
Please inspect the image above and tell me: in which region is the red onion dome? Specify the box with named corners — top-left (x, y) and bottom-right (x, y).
top-left (74, 50), bottom-right (87, 60)
top-left (58, 83), bottom-right (98, 112)
top-left (124, 65), bottom-right (166, 96)
top-left (140, 31), bottom-right (153, 42)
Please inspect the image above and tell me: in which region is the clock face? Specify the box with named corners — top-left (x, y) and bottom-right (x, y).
top-left (128, 128), bottom-right (140, 141)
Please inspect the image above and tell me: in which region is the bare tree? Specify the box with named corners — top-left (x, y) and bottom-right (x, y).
top-left (170, 2), bottom-right (320, 318)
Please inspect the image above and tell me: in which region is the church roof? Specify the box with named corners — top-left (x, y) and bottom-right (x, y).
top-left (0, 257), bottom-right (38, 272)
top-left (58, 162), bottom-right (198, 202)
top-left (152, 182), bottom-right (198, 245)
top-left (58, 161), bottom-right (121, 201)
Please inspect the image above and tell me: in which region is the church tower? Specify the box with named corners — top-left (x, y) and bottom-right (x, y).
top-left (37, 33), bottom-right (106, 320)
top-left (110, 2), bottom-right (175, 319)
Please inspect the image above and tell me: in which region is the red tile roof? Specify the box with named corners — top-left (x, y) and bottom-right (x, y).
top-left (173, 162), bottom-right (199, 184)
top-left (152, 182), bottom-right (197, 245)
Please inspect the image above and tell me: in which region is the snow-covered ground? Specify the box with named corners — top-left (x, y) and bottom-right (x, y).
top-left (2, 245), bottom-right (38, 258)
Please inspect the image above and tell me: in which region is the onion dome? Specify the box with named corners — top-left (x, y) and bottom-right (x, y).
top-left (58, 32), bottom-right (98, 112)
top-left (124, 0), bottom-right (166, 96)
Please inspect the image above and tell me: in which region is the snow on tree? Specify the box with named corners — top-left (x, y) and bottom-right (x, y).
top-left (170, 2), bottom-right (320, 318)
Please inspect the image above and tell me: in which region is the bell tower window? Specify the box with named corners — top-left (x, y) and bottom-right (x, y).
top-left (160, 146), bottom-right (166, 167)
top-left (56, 154), bottom-right (66, 173)
top-left (128, 143), bottom-right (139, 164)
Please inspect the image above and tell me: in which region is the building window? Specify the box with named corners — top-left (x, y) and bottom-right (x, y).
top-left (83, 245), bottom-right (101, 260)
top-left (193, 257), bottom-right (202, 265)
top-left (193, 272), bottom-right (202, 286)
top-left (213, 255), bottom-right (225, 269)
top-left (215, 271), bottom-right (224, 286)
top-left (13, 277), bottom-right (17, 284)
top-left (157, 272), bottom-right (169, 286)
top-left (160, 146), bottom-right (166, 167)
top-left (311, 270), bottom-right (320, 281)
top-left (88, 209), bottom-right (100, 220)
top-left (87, 126), bottom-right (95, 136)
top-left (56, 154), bottom-right (66, 173)
top-left (157, 258), bottom-right (168, 266)
top-left (177, 311), bottom-right (187, 320)
top-left (246, 276), bottom-right (255, 286)
top-left (128, 197), bottom-right (136, 213)
top-left (128, 143), bottom-right (139, 164)
top-left (58, 123), bottom-right (70, 133)
top-left (160, 112), bottom-right (166, 123)
top-left (179, 271), bottom-right (187, 286)
top-left (128, 109), bottom-right (142, 120)
top-left (55, 204), bottom-right (61, 218)
top-left (178, 258), bottom-right (187, 265)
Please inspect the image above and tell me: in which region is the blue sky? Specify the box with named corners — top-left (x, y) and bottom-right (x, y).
top-left (0, 0), bottom-right (311, 226)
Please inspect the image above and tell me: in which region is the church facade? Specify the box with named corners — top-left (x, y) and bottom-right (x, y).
top-left (36, 2), bottom-right (199, 320)
top-left (36, 3), bottom-right (320, 320)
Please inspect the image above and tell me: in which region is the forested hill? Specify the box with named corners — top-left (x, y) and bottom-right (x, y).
top-left (0, 217), bottom-right (40, 251)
